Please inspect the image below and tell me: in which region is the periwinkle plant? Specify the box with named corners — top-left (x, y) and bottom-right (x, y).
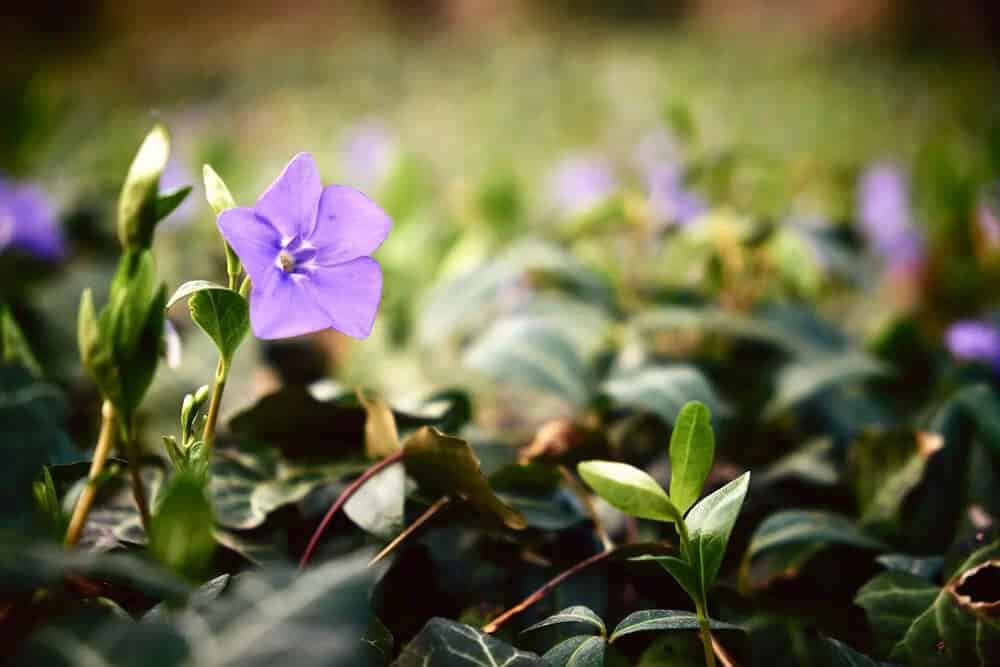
top-left (578, 401), bottom-right (749, 667)
top-left (65, 126), bottom-right (392, 558)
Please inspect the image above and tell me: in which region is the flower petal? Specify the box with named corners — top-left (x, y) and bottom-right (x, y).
top-left (254, 152), bottom-right (323, 239)
top-left (302, 256), bottom-right (383, 339)
top-left (217, 207), bottom-right (281, 286)
top-left (249, 269), bottom-right (331, 340)
top-left (309, 185), bottom-right (392, 265)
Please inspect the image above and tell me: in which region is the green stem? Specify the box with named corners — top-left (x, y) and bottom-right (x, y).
top-left (695, 597), bottom-right (717, 667)
top-left (201, 358), bottom-right (228, 453)
top-left (123, 420), bottom-right (151, 533)
top-left (64, 400), bottom-right (116, 546)
top-left (675, 520), bottom-right (716, 667)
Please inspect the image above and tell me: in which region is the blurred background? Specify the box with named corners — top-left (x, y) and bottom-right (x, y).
top-left (3, 0), bottom-right (1000, 445)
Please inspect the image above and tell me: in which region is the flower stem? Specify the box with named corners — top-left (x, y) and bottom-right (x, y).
top-left (122, 420), bottom-right (151, 533)
top-left (201, 358), bottom-right (228, 453)
top-left (64, 401), bottom-right (116, 546)
top-left (298, 451), bottom-right (404, 571)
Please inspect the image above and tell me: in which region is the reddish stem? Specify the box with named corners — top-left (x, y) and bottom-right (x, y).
top-left (298, 451), bottom-right (403, 570)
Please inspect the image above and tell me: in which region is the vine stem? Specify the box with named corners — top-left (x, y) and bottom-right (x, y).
top-left (482, 548), bottom-right (617, 634)
top-left (674, 517), bottom-right (718, 667)
top-left (123, 420), bottom-right (151, 533)
top-left (368, 496), bottom-right (452, 566)
top-left (64, 401), bottom-right (117, 546)
top-left (298, 451), bottom-right (404, 571)
top-left (558, 465), bottom-right (613, 552)
top-left (201, 358), bottom-right (227, 453)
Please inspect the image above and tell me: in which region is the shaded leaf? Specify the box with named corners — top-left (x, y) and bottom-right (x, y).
top-left (343, 461), bottom-right (406, 539)
top-left (765, 353), bottom-right (887, 418)
top-left (747, 510), bottom-right (887, 564)
top-left (149, 471), bottom-right (216, 579)
top-left (822, 637), bottom-right (896, 666)
top-left (610, 609), bottom-right (741, 642)
top-left (395, 618), bottom-right (544, 666)
top-left (542, 635), bottom-right (606, 666)
top-left (403, 427), bottom-right (526, 529)
top-left (602, 366), bottom-right (726, 428)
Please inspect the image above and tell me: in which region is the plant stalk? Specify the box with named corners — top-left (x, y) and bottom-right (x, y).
top-left (64, 401), bottom-right (117, 546)
top-left (298, 451), bottom-right (404, 570)
top-left (123, 420), bottom-right (151, 533)
top-left (368, 496), bottom-right (452, 566)
top-left (201, 358), bottom-right (227, 453)
top-left (696, 598), bottom-right (717, 667)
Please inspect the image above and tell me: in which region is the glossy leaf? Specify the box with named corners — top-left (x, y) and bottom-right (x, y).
top-left (403, 427), bottom-right (526, 529)
top-left (610, 609), bottom-right (741, 642)
top-left (395, 618), bottom-right (544, 666)
top-left (149, 470), bottom-right (216, 579)
top-left (602, 366), bottom-right (725, 428)
top-left (746, 510), bottom-right (887, 563)
top-left (685, 472), bottom-right (750, 594)
top-left (542, 635), bottom-right (606, 667)
top-left (172, 283), bottom-right (249, 367)
top-left (668, 401), bottom-right (715, 515)
top-left (764, 353), bottom-right (887, 418)
top-left (578, 460), bottom-right (682, 523)
top-left (522, 605), bottom-right (606, 636)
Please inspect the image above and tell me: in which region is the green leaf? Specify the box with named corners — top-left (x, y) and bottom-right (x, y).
top-left (854, 570), bottom-right (938, 658)
top-left (522, 606), bottom-right (606, 636)
top-left (402, 427), bottom-right (526, 529)
top-left (853, 431), bottom-right (940, 536)
top-left (747, 510), bottom-right (888, 561)
top-left (149, 470), bottom-right (216, 579)
top-left (212, 443), bottom-right (366, 530)
top-left (118, 124), bottom-right (171, 249)
top-left (764, 353), bottom-right (888, 418)
top-left (602, 366), bottom-right (726, 427)
top-left (155, 186), bottom-right (193, 222)
top-left (180, 284), bottom-right (249, 367)
top-left (542, 635), bottom-right (606, 667)
top-left (632, 554), bottom-right (702, 603)
top-left (685, 472), bottom-right (750, 596)
top-left (395, 618), bottom-right (544, 666)
top-left (203, 164), bottom-right (237, 215)
top-left (465, 317), bottom-right (594, 407)
top-left (668, 401), bottom-right (715, 516)
top-left (578, 460), bottom-right (682, 523)
top-left (0, 303), bottom-right (40, 374)
top-left (610, 609), bottom-right (741, 642)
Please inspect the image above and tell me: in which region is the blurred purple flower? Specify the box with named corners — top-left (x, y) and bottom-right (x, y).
top-left (163, 319), bottom-right (182, 369)
top-left (977, 182), bottom-right (1000, 250)
top-left (946, 320), bottom-right (1000, 367)
top-left (218, 153), bottom-right (390, 340)
top-left (857, 163), bottom-right (925, 269)
top-left (550, 155), bottom-right (618, 216)
top-left (645, 161), bottom-right (706, 227)
top-left (339, 121), bottom-right (398, 190)
top-left (0, 177), bottom-right (65, 260)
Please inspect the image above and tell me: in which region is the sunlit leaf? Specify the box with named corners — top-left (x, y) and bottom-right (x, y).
top-left (578, 460), bottom-right (682, 523)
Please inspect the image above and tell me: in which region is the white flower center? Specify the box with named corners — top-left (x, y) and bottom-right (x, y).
top-left (277, 250), bottom-right (296, 272)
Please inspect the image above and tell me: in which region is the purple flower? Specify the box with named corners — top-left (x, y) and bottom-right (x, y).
top-left (945, 320), bottom-right (1000, 367)
top-left (338, 121), bottom-right (398, 190)
top-left (857, 163), bottom-right (924, 268)
top-left (0, 177), bottom-right (65, 260)
top-left (217, 153), bottom-right (390, 340)
top-left (550, 155), bottom-right (618, 216)
top-left (645, 161), bottom-right (706, 227)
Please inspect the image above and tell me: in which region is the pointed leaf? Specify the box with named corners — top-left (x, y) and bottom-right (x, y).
top-left (203, 164), bottom-right (237, 215)
top-left (603, 366), bottom-right (725, 427)
top-left (403, 427), bottom-right (526, 529)
top-left (522, 606), bottom-right (606, 636)
top-left (668, 401), bottom-right (715, 515)
top-left (610, 610), bottom-right (741, 642)
top-left (542, 635), bottom-right (605, 667)
top-left (185, 285), bottom-right (249, 367)
top-left (685, 472), bottom-right (750, 594)
top-left (578, 460), bottom-right (682, 523)
top-left (149, 470), bottom-right (216, 579)
top-left (155, 186), bottom-right (192, 223)
top-left (118, 124), bottom-right (171, 249)
top-left (632, 554), bottom-right (701, 602)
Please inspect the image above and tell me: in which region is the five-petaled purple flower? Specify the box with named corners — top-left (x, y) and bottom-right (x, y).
top-left (857, 163), bottom-right (924, 270)
top-left (217, 153), bottom-right (391, 340)
top-left (945, 320), bottom-right (1000, 369)
top-left (0, 176), bottom-right (65, 260)
top-left (550, 155), bottom-right (618, 216)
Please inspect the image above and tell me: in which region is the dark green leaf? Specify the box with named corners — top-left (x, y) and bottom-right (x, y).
top-left (632, 554), bottom-right (701, 602)
top-left (522, 606), bottom-right (606, 636)
top-left (668, 401), bottom-right (715, 516)
top-left (395, 618), bottom-right (544, 666)
top-left (578, 460), bottom-right (682, 523)
top-left (822, 637), bottom-right (896, 666)
top-left (855, 570), bottom-right (938, 658)
top-left (403, 427), bottom-right (526, 529)
top-left (155, 186), bottom-right (193, 222)
top-left (747, 510), bottom-right (887, 563)
top-left (602, 366), bottom-right (725, 428)
top-left (542, 635), bottom-right (606, 666)
top-left (0, 303), bottom-right (40, 374)
top-left (764, 353), bottom-right (887, 418)
top-left (610, 609), bottom-right (741, 642)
